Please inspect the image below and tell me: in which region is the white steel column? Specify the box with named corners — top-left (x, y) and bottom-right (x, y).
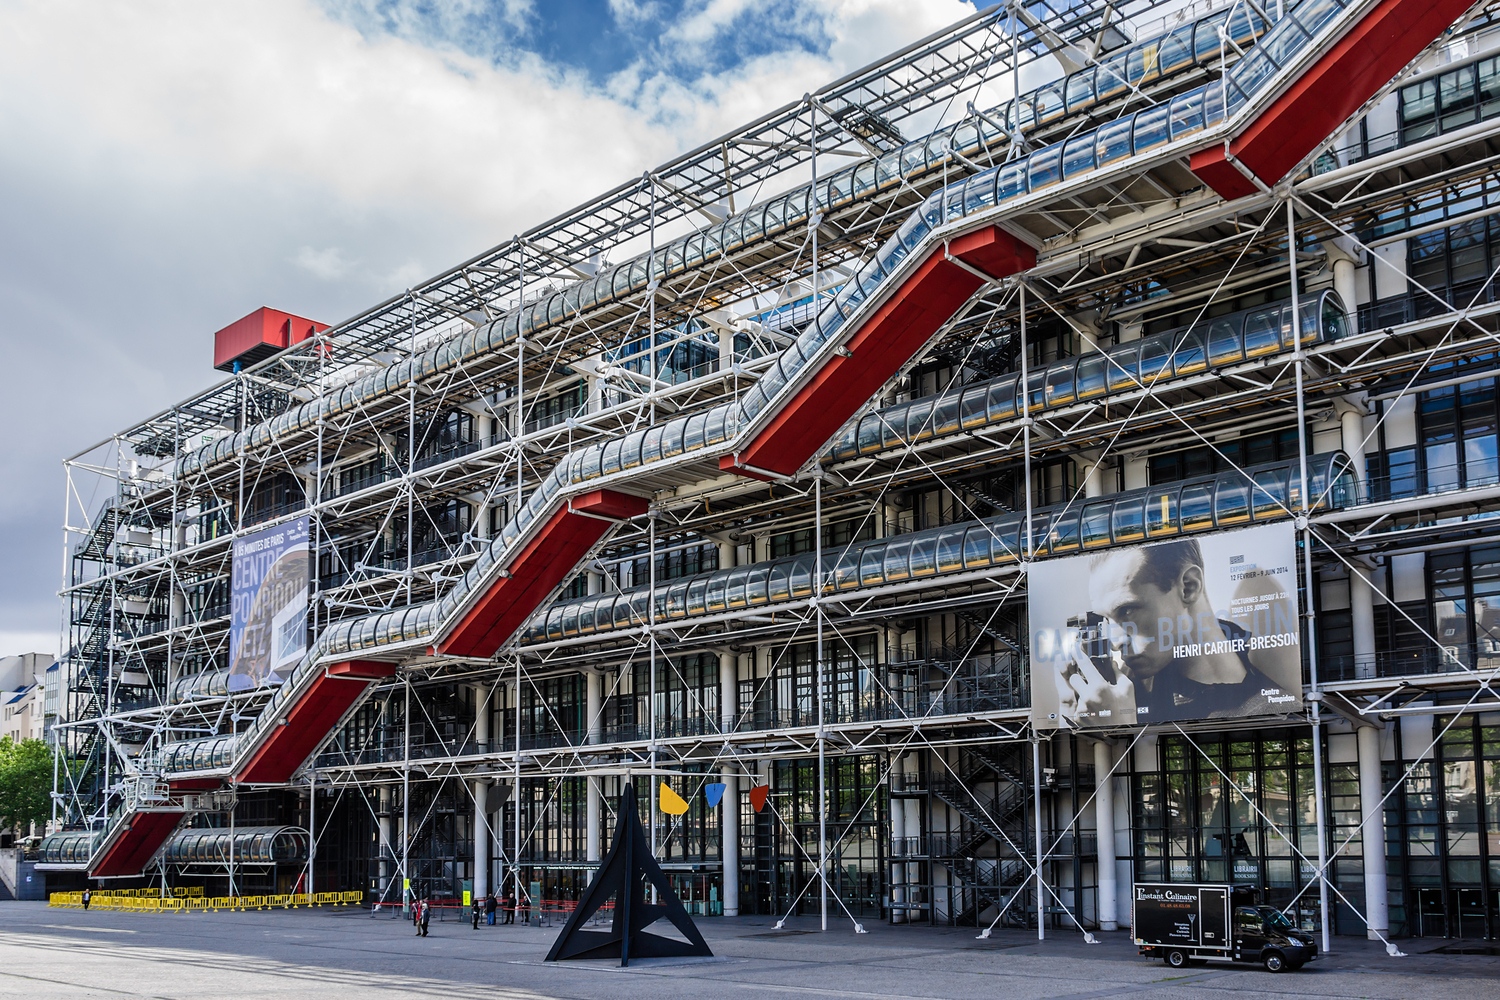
top-left (473, 684), bottom-right (491, 898)
top-left (402, 674), bottom-right (411, 911)
top-left (722, 766), bottom-right (740, 917)
top-left (719, 651), bottom-right (737, 734)
top-left (378, 786), bottom-right (394, 899)
top-left (1290, 200), bottom-right (1333, 956)
top-left (815, 474), bottom-right (828, 932)
top-left (903, 751), bottom-right (921, 924)
top-left (472, 778), bottom-right (489, 898)
top-left (890, 755), bottom-right (907, 924)
top-left (1350, 564), bottom-right (1377, 679)
top-left (1357, 724), bottom-right (1390, 940)
top-left (1092, 740), bottom-right (1117, 931)
top-left (1331, 242), bottom-right (1360, 322)
top-left (307, 770), bottom-right (316, 899)
top-left (513, 658), bottom-right (524, 912)
top-left (586, 669), bottom-right (602, 874)
top-left (810, 99), bottom-right (828, 933)
top-left (1339, 397), bottom-right (1377, 679)
top-left (1032, 735), bottom-right (1045, 940)
top-left (1078, 452), bottom-right (1105, 499)
top-left (1021, 279), bottom-right (1043, 940)
top-left (719, 648), bottom-right (740, 916)
top-left (1338, 399), bottom-right (1367, 480)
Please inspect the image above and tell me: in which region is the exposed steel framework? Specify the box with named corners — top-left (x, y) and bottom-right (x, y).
top-left (42, 0), bottom-right (1500, 950)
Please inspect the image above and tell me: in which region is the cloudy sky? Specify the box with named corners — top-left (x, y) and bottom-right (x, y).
top-left (0, 0), bottom-right (980, 657)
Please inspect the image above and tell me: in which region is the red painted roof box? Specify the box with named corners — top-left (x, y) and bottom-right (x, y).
top-left (212, 307), bottom-right (329, 372)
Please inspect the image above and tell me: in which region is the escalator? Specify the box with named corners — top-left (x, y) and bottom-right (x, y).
top-left (52, 0), bottom-right (1482, 879)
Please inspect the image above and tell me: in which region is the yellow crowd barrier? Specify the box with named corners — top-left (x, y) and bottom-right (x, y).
top-left (50, 887), bottom-right (364, 914)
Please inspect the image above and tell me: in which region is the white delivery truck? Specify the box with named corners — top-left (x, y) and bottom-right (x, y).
top-left (1132, 883), bottom-right (1318, 972)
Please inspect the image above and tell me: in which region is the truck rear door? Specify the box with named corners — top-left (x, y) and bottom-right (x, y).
top-left (1199, 887), bottom-right (1228, 948)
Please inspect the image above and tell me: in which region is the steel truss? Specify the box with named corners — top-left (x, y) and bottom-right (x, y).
top-left (49, 0), bottom-right (1500, 947)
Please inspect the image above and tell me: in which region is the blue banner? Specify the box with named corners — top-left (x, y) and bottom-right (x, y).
top-left (229, 515), bottom-right (310, 691)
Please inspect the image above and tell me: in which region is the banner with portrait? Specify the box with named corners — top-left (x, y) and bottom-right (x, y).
top-left (229, 515), bottom-right (310, 692)
top-left (1029, 522), bottom-right (1302, 730)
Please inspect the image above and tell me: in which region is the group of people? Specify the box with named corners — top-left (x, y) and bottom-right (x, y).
top-left (412, 890), bottom-right (520, 935)
top-left (467, 890), bottom-right (519, 929)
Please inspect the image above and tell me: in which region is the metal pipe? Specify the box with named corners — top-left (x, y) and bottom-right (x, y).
top-left (1093, 739), bottom-right (1117, 931)
top-left (815, 474), bottom-right (828, 933)
top-left (1290, 199), bottom-right (1332, 956)
top-left (514, 654), bottom-right (523, 915)
top-left (403, 673), bottom-right (411, 911)
top-left (307, 768), bottom-right (316, 898)
top-left (811, 96), bottom-right (829, 934)
top-left (1032, 734), bottom-right (1045, 941)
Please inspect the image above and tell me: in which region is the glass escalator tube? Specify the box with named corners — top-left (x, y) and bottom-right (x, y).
top-left (214, 2), bottom-right (1358, 748)
top-left (520, 455), bottom-right (1354, 645)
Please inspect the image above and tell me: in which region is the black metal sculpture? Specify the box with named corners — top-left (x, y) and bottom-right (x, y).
top-left (544, 782), bottom-right (713, 966)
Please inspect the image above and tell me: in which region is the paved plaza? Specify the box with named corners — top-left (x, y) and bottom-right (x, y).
top-left (1, 902), bottom-right (1497, 999)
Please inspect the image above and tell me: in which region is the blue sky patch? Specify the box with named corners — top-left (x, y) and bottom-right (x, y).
top-left (322, 0), bottom-right (831, 88)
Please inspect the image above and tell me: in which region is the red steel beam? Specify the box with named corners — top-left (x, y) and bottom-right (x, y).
top-left (437, 489), bottom-right (649, 658)
top-left (235, 660), bottom-right (396, 784)
top-left (1192, 0), bottom-right (1475, 200)
top-left (91, 811), bottom-right (185, 877)
top-left (721, 226), bottom-right (1035, 479)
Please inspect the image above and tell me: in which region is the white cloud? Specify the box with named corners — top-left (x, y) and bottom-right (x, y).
top-left (294, 246), bottom-right (358, 281)
top-left (0, 0), bottom-right (981, 635)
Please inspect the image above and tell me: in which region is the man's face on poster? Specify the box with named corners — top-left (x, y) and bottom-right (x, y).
top-left (1087, 549), bottom-right (1201, 681)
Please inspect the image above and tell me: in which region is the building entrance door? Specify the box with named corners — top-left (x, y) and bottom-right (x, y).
top-left (1454, 888), bottom-right (1488, 939)
top-left (1416, 888), bottom-right (1447, 937)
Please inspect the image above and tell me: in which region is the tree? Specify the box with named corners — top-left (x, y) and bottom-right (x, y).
top-left (0, 737), bottom-right (55, 835)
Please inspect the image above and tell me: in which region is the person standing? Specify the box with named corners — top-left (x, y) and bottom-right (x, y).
top-left (417, 898), bottom-right (431, 937)
top-left (500, 890), bottom-right (514, 924)
top-left (81, 888), bottom-right (91, 911)
top-left (485, 891), bottom-right (497, 926)
top-left (470, 895), bottom-right (480, 930)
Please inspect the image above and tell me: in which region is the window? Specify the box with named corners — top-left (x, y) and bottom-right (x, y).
top-left (1062, 134), bottom-right (1096, 179)
top-left (1096, 118), bottom-right (1134, 166)
top-left (1419, 379), bottom-right (1499, 492)
top-left (1180, 484), bottom-right (1214, 530)
top-left (1027, 143), bottom-right (1063, 190)
top-left (1076, 356), bottom-right (1108, 399)
top-left (1408, 217), bottom-right (1500, 313)
top-left (1207, 318), bottom-right (1243, 366)
top-left (1132, 104), bottom-right (1171, 153)
top-left (1242, 307), bottom-right (1281, 356)
top-left (1146, 489), bottom-right (1179, 536)
top-left (1034, 85), bottom-right (1065, 124)
top-left (1082, 503), bottom-right (1112, 548)
top-left (1065, 69), bottom-right (1096, 112)
top-left (1173, 332), bottom-right (1207, 376)
top-left (1127, 43), bottom-right (1160, 87)
top-left (1113, 499), bottom-right (1145, 543)
top-left (1148, 428), bottom-right (1298, 486)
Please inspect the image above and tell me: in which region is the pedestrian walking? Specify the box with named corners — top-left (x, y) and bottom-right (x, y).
top-left (418, 898), bottom-right (431, 937)
top-left (81, 888), bottom-right (91, 911)
top-left (471, 896), bottom-right (480, 930)
top-left (484, 891), bottom-right (497, 926)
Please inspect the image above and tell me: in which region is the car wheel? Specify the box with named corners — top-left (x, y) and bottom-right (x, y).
top-left (1263, 951), bottom-right (1285, 973)
top-left (1166, 949), bottom-right (1188, 969)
